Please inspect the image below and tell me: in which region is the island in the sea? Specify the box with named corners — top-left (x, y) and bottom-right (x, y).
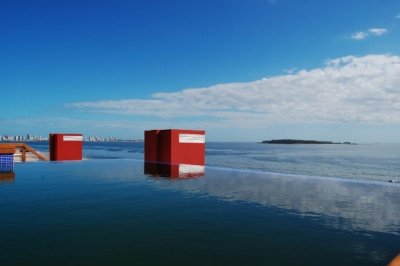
top-left (261, 139), bottom-right (356, 145)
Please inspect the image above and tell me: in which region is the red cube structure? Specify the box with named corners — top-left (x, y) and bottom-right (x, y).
top-left (144, 129), bottom-right (205, 165)
top-left (49, 133), bottom-right (83, 161)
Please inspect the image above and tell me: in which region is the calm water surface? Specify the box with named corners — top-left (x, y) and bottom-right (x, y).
top-left (27, 141), bottom-right (400, 183)
top-left (1, 159), bottom-right (400, 265)
top-left (28, 141), bottom-right (400, 182)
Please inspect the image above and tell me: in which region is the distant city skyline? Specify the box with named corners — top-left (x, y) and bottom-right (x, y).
top-left (0, 134), bottom-right (142, 142)
top-left (1, 1), bottom-right (400, 143)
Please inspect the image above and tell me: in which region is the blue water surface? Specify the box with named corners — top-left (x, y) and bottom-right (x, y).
top-left (1, 159), bottom-right (400, 265)
top-left (28, 141), bottom-right (399, 182)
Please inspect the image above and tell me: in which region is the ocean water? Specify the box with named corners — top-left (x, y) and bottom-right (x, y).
top-left (205, 142), bottom-right (400, 182)
top-left (1, 141), bottom-right (399, 265)
top-left (30, 141), bottom-right (400, 182)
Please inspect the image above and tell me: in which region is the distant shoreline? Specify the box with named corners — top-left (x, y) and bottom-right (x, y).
top-left (0, 140), bottom-right (144, 143)
top-left (261, 139), bottom-right (357, 145)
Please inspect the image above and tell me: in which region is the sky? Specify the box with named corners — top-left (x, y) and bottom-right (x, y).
top-left (1, 0), bottom-right (400, 142)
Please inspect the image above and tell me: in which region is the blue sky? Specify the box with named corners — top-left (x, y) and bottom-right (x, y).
top-left (1, 0), bottom-right (400, 142)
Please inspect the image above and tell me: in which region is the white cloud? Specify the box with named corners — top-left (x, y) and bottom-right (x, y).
top-left (350, 28), bottom-right (388, 40)
top-left (396, 13), bottom-right (400, 19)
top-left (351, 31), bottom-right (368, 40)
top-left (368, 28), bottom-right (388, 36)
top-left (67, 54), bottom-right (400, 127)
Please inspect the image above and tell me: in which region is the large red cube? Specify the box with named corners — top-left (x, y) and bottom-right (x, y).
top-left (49, 133), bottom-right (83, 161)
top-left (144, 129), bottom-right (205, 165)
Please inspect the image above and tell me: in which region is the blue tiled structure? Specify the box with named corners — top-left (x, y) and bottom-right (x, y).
top-left (0, 154), bottom-right (14, 172)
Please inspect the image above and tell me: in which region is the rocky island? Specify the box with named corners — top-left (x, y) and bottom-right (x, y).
top-left (261, 139), bottom-right (356, 145)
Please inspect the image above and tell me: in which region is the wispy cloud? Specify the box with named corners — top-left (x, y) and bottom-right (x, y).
top-left (396, 13), bottom-right (400, 19)
top-left (368, 28), bottom-right (388, 36)
top-left (351, 28), bottom-right (388, 40)
top-left (67, 54), bottom-right (400, 127)
top-left (351, 31), bottom-right (368, 40)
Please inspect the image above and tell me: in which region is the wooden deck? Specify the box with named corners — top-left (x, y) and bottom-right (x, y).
top-left (0, 143), bottom-right (48, 162)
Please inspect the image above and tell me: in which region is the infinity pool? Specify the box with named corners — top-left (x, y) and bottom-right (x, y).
top-left (1, 159), bottom-right (399, 265)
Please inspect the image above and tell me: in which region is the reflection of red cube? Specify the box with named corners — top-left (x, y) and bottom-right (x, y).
top-left (49, 133), bottom-right (83, 161)
top-left (144, 162), bottom-right (205, 179)
top-left (144, 129), bottom-right (205, 165)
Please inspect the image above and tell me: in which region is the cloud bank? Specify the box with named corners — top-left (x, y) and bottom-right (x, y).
top-left (67, 54), bottom-right (400, 127)
top-left (351, 28), bottom-right (388, 40)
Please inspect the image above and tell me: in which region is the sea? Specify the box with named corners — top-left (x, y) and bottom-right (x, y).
top-left (28, 141), bottom-right (400, 182)
top-left (1, 141), bottom-right (400, 265)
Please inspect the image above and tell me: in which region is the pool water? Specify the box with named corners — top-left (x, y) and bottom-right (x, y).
top-left (1, 159), bottom-right (399, 265)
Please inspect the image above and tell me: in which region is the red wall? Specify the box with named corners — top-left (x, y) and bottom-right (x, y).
top-left (49, 133), bottom-right (83, 161)
top-left (144, 130), bottom-right (159, 161)
top-left (144, 129), bottom-right (205, 165)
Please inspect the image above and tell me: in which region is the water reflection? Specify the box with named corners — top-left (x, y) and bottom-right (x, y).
top-left (153, 167), bottom-right (400, 235)
top-left (0, 172), bottom-right (15, 184)
top-left (144, 162), bottom-right (205, 179)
